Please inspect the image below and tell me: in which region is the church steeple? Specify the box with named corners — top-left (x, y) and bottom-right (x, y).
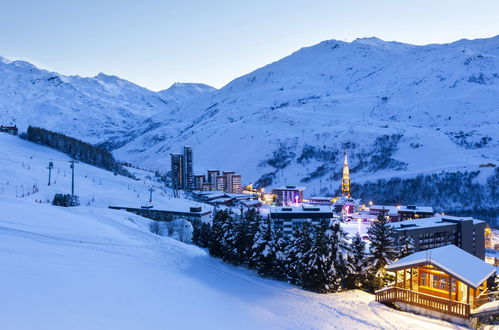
top-left (341, 151), bottom-right (351, 197)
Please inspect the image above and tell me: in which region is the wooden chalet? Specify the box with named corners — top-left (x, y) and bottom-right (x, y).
top-left (376, 245), bottom-right (496, 319)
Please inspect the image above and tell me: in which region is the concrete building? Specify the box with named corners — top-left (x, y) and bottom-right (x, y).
top-left (309, 197), bottom-right (333, 205)
top-left (272, 186), bottom-right (305, 206)
top-left (207, 170), bottom-right (220, 190)
top-left (0, 125), bottom-right (18, 135)
top-left (194, 174), bottom-right (205, 190)
top-left (232, 174), bottom-right (242, 194)
top-left (368, 204), bottom-right (434, 222)
top-left (182, 146), bottom-right (194, 190)
top-left (216, 175), bottom-right (225, 191)
top-left (108, 205), bottom-right (212, 223)
top-left (397, 205), bottom-right (434, 220)
top-left (270, 205), bottom-right (334, 235)
top-left (392, 216), bottom-right (487, 259)
top-left (170, 153), bottom-right (183, 190)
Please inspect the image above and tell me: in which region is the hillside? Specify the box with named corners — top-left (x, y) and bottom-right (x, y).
top-left (116, 36), bottom-right (498, 188)
top-left (0, 134), bottom-right (466, 329)
top-left (0, 58), bottom-right (214, 148)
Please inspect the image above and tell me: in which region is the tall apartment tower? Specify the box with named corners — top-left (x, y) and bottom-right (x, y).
top-left (232, 174), bottom-right (242, 194)
top-left (170, 153), bottom-right (183, 189)
top-left (341, 151), bottom-right (351, 197)
top-left (223, 171), bottom-right (235, 193)
top-left (207, 170), bottom-right (220, 190)
top-left (182, 146), bottom-right (195, 190)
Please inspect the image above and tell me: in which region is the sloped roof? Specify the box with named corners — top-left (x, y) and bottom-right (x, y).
top-left (387, 245), bottom-right (496, 288)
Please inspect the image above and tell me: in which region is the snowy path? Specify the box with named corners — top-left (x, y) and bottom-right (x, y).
top-left (0, 196), bottom-right (467, 330)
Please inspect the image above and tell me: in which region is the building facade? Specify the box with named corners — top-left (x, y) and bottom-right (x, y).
top-left (170, 153), bottom-right (183, 189)
top-left (270, 205), bottom-right (334, 235)
top-left (182, 146), bottom-right (194, 189)
top-left (397, 205), bottom-right (434, 220)
top-left (272, 186), bottom-right (305, 206)
top-left (392, 216), bottom-right (487, 259)
top-left (207, 170), bottom-right (220, 190)
top-left (0, 125), bottom-right (18, 135)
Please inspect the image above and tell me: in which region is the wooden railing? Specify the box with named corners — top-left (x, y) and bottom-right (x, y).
top-left (376, 287), bottom-right (470, 318)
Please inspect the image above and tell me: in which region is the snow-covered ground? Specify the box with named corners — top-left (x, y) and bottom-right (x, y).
top-left (0, 134), bottom-right (210, 213)
top-left (0, 133), bottom-right (469, 329)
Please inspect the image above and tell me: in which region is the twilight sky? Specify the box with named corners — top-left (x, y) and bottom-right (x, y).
top-left (1, 0), bottom-right (498, 91)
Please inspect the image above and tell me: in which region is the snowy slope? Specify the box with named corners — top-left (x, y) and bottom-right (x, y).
top-left (0, 134), bottom-right (210, 213)
top-left (0, 57), bottom-right (214, 148)
top-left (0, 135), bottom-right (466, 329)
top-left (115, 36), bottom-right (499, 195)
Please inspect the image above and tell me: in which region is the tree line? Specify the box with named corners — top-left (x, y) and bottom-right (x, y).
top-left (348, 169), bottom-right (499, 227)
top-left (24, 126), bottom-right (132, 177)
top-left (192, 209), bottom-right (414, 293)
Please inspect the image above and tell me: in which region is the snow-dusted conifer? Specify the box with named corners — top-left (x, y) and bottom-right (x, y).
top-left (367, 212), bottom-right (398, 289)
top-left (345, 233), bottom-right (370, 289)
top-left (397, 231), bottom-right (415, 258)
top-left (286, 221), bottom-right (315, 285)
top-left (251, 216), bottom-right (276, 277)
top-left (300, 219), bottom-right (347, 293)
top-left (208, 209), bottom-right (230, 258)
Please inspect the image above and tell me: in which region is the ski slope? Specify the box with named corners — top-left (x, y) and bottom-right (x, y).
top-left (0, 134), bottom-right (467, 329)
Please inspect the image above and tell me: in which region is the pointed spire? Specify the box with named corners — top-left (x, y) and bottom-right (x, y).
top-left (344, 150), bottom-right (348, 166)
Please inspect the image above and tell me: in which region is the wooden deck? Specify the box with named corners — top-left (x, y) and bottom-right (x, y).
top-left (375, 287), bottom-right (471, 318)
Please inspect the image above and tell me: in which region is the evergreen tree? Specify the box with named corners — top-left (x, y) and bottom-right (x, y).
top-left (191, 219), bottom-right (211, 248)
top-left (245, 209), bottom-right (263, 268)
top-left (220, 209), bottom-right (239, 263)
top-left (397, 231), bottom-right (415, 258)
top-left (251, 216), bottom-right (276, 277)
top-left (300, 219), bottom-right (347, 293)
top-left (272, 229), bottom-right (291, 281)
top-left (286, 221), bottom-right (315, 285)
top-left (208, 209), bottom-right (230, 258)
top-left (345, 233), bottom-right (370, 289)
top-left (367, 212), bottom-right (398, 290)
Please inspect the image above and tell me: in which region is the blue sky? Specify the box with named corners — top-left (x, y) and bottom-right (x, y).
top-left (1, 0), bottom-right (498, 91)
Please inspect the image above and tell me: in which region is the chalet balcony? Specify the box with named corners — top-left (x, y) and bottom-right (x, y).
top-left (376, 287), bottom-right (471, 318)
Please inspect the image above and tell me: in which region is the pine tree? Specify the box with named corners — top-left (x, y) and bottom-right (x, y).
top-left (300, 219), bottom-right (347, 293)
top-left (208, 209), bottom-right (230, 258)
top-left (397, 231), bottom-right (415, 258)
top-left (345, 233), bottom-right (370, 289)
top-left (251, 216), bottom-right (276, 277)
top-left (286, 221), bottom-right (315, 285)
top-left (272, 229), bottom-right (291, 281)
top-left (367, 212), bottom-right (398, 290)
top-left (220, 209), bottom-right (239, 264)
top-left (245, 209), bottom-right (263, 268)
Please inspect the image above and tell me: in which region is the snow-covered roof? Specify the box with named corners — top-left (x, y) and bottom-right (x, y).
top-left (309, 196), bottom-right (333, 201)
top-left (240, 200), bottom-right (261, 206)
top-left (210, 197), bottom-right (234, 203)
top-left (398, 205), bottom-right (434, 213)
top-left (387, 245), bottom-right (496, 288)
top-left (392, 216), bottom-right (484, 231)
top-left (273, 186), bottom-right (306, 191)
top-left (270, 205), bottom-right (333, 214)
top-left (369, 205), bottom-right (399, 214)
top-left (369, 205), bottom-right (433, 214)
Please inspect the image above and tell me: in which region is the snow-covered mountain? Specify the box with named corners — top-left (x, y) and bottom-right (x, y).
top-left (158, 82), bottom-right (216, 106)
top-left (0, 57), bottom-right (215, 148)
top-left (1, 36), bottom-right (498, 213)
top-left (116, 36), bottom-right (498, 194)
